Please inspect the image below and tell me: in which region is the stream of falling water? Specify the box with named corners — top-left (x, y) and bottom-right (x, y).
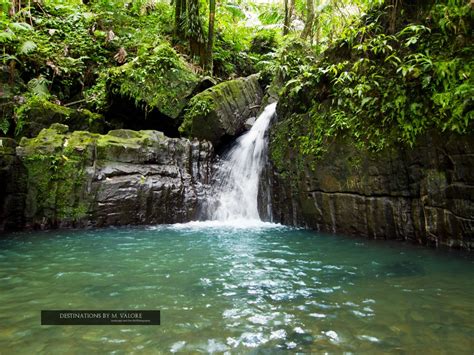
top-left (205, 102), bottom-right (277, 222)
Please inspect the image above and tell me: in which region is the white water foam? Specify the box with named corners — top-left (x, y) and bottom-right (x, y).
top-left (169, 219), bottom-right (284, 231)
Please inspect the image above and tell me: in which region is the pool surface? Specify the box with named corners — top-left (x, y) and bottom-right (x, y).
top-left (0, 223), bottom-right (472, 353)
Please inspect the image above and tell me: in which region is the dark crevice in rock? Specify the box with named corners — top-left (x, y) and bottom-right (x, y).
top-left (105, 95), bottom-right (180, 138)
top-left (306, 189), bottom-right (418, 199)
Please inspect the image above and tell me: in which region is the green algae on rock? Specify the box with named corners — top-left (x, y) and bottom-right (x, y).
top-left (0, 138), bottom-right (27, 230)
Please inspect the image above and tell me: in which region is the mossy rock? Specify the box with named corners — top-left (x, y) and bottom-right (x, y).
top-left (18, 125), bottom-right (67, 156)
top-left (16, 125), bottom-right (118, 217)
top-left (179, 74), bottom-right (263, 146)
top-left (0, 138), bottom-right (17, 156)
top-left (108, 42), bottom-right (199, 119)
top-left (16, 126), bottom-right (94, 226)
top-left (15, 97), bottom-right (106, 139)
top-left (95, 129), bottom-right (167, 163)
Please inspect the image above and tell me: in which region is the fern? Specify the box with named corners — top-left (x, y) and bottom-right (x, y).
top-left (18, 40), bottom-right (37, 55)
top-left (9, 22), bottom-right (33, 32)
top-left (0, 118), bottom-right (10, 135)
top-left (0, 54), bottom-right (19, 64)
top-left (27, 76), bottom-right (51, 97)
top-left (0, 29), bottom-right (16, 43)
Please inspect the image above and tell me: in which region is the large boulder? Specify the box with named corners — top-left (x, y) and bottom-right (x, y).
top-left (179, 74), bottom-right (263, 146)
top-left (10, 125), bottom-right (213, 229)
top-left (13, 97), bottom-right (105, 139)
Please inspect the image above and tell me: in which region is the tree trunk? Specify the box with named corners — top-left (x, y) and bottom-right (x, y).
top-left (283, 0), bottom-right (295, 35)
top-left (174, 0), bottom-right (186, 39)
top-left (9, 0), bottom-right (15, 16)
top-left (283, 0), bottom-right (289, 35)
top-left (387, 0), bottom-right (399, 34)
top-left (289, 0), bottom-right (295, 28)
top-left (386, 0), bottom-right (435, 33)
top-left (301, 0), bottom-right (314, 40)
top-left (314, 13), bottom-right (320, 45)
top-left (205, 0), bottom-right (216, 72)
top-left (187, 0), bottom-right (205, 65)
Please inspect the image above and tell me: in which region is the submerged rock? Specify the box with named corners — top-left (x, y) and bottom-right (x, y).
top-left (3, 125), bottom-right (213, 230)
top-left (179, 74), bottom-right (263, 147)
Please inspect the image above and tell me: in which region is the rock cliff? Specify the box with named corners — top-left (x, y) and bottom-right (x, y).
top-left (0, 124), bottom-right (213, 230)
top-left (0, 138), bottom-right (27, 230)
top-left (269, 130), bottom-right (474, 250)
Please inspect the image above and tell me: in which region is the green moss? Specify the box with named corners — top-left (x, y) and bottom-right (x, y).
top-left (49, 123), bottom-right (69, 134)
top-left (17, 126), bottom-right (173, 224)
top-left (69, 109), bottom-right (104, 133)
top-left (14, 95), bottom-right (106, 139)
top-left (179, 92), bottom-right (217, 137)
top-left (0, 138), bottom-right (17, 155)
top-left (22, 152), bottom-right (89, 223)
top-left (179, 76), bottom-right (260, 143)
top-left (95, 129), bottom-right (166, 161)
top-left (18, 125), bottom-right (96, 224)
top-left (14, 95), bottom-right (73, 138)
top-left (106, 42), bottom-right (199, 119)
top-left (249, 29), bottom-right (279, 55)
top-left (19, 127), bottom-right (66, 156)
top-left (269, 113), bottom-right (310, 173)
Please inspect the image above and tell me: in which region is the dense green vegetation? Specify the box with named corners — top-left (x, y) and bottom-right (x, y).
top-left (1, 0), bottom-right (472, 160)
top-left (271, 0), bottom-right (473, 169)
top-left (0, 0), bottom-right (285, 137)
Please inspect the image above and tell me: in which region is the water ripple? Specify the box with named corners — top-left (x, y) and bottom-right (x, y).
top-left (0, 226), bottom-right (471, 353)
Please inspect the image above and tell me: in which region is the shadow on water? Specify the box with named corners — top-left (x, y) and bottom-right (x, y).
top-left (378, 260), bottom-right (425, 278)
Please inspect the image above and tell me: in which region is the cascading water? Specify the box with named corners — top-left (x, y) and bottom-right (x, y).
top-left (205, 102), bottom-right (277, 222)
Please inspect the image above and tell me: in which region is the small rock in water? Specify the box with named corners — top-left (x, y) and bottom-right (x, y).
top-left (206, 339), bottom-right (228, 353)
top-left (270, 329), bottom-right (287, 340)
top-left (286, 329), bottom-right (314, 346)
top-left (358, 334), bottom-right (381, 343)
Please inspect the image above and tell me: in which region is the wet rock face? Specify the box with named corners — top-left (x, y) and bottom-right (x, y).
top-left (179, 74), bottom-right (264, 147)
top-left (269, 132), bottom-right (474, 250)
top-left (0, 138), bottom-right (27, 230)
top-left (1, 125), bottom-right (213, 230)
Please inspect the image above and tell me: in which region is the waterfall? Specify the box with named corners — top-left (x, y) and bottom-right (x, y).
top-left (205, 102), bottom-right (277, 222)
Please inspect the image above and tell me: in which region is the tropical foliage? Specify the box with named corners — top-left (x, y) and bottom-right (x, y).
top-left (271, 0), bottom-right (473, 166)
top-left (1, 0), bottom-right (472, 161)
